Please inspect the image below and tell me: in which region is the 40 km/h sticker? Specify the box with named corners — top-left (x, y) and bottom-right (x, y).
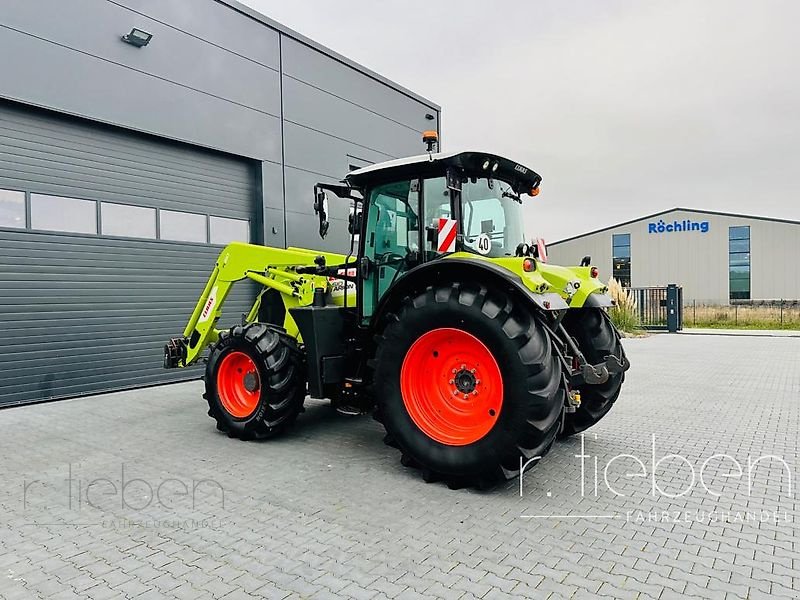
top-left (475, 233), bottom-right (491, 255)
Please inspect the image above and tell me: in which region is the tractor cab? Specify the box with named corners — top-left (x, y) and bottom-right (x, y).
top-left (315, 142), bottom-right (544, 319)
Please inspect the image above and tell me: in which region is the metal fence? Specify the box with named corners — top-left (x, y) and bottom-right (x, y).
top-left (627, 286), bottom-right (683, 331)
top-left (683, 299), bottom-right (800, 329)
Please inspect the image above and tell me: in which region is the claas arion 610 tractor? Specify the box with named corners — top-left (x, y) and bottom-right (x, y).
top-left (164, 134), bottom-right (629, 489)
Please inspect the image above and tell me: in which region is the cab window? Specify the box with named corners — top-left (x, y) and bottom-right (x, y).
top-left (363, 180), bottom-right (421, 318)
top-left (423, 176), bottom-right (525, 258)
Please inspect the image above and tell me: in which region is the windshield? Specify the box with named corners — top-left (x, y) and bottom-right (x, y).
top-left (423, 177), bottom-right (526, 258)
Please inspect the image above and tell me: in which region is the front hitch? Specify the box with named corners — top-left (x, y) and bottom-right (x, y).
top-left (163, 337), bottom-right (188, 369)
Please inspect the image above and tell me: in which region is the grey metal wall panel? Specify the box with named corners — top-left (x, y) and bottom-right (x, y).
top-left (281, 36), bottom-right (439, 131)
top-left (0, 102), bottom-right (256, 406)
top-left (282, 166), bottom-right (352, 253)
top-left (283, 166), bottom-right (343, 219)
top-left (279, 34), bottom-right (437, 255)
top-left (263, 207), bottom-right (286, 248)
top-left (284, 211), bottom-right (351, 256)
top-left (115, 0), bottom-right (281, 69)
top-left (282, 122), bottom-right (392, 183)
top-left (0, 19), bottom-right (281, 161)
top-left (2, 0), bottom-right (281, 117)
top-left (282, 77), bottom-right (426, 159)
top-left (0, 0), bottom-right (437, 166)
top-left (260, 162), bottom-right (285, 211)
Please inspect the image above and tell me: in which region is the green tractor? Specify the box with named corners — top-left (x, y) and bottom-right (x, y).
top-left (164, 135), bottom-right (629, 488)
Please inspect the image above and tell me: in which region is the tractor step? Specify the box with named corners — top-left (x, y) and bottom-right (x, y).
top-left (334, 377), bottom-right (369, 415)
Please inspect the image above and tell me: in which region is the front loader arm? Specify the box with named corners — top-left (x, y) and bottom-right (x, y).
top-left (164, 242), bottom-right (343, 368)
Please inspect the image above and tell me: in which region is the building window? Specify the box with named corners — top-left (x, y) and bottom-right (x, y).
top-left (30, 194), bottom-right (97, 234)
top-left (0, 189), bottom-right (26, 229)
top-left (612, 233), bottom-right (631, 287)
top-left (209, 216), bottom-right (250, 245)
top-left (729, 226), bottom-right (750, 300)
top-left (101, 202), bottom-right (156, 239)
top-left (159, 210), bottom-right (207, 243)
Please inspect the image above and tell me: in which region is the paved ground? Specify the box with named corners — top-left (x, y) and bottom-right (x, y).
top-left (1, 333), bottom-right (798, 600)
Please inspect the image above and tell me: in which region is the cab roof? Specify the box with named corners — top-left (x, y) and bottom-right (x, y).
top-left (344, 151), bottom-right (542, 194)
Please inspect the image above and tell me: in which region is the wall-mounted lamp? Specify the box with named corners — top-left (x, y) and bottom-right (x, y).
top-left (122, 28), bottom-right (153, 48)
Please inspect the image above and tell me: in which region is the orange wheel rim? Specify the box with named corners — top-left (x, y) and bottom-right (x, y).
top-left (217, 351), bottom-right (260, 418)
top-left (400, 328), bottom-right (503, 446)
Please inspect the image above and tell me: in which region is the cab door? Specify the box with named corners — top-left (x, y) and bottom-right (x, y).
top-left (361, 179), bottom-right (421, 320)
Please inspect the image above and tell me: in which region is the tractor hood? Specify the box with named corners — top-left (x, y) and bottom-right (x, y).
top-left (345, 151), bottom-right (542, 195)
top-left (443, 252), bottom-right (612, 309)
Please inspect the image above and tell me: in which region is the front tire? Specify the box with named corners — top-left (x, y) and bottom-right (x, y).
top-left (205, 323), bottom-right (305, 440)
top-left (560, 308), bottom-right (626, 437)
top-left (373, 282), bottom-right (565, 488)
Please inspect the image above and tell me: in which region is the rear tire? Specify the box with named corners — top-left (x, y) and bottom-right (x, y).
top-left (560, 308), bottom-right (626, 437)
top-left (373, 281), bottom-right (565, 488)
top-left (205, 323), bottom-right (305, 440)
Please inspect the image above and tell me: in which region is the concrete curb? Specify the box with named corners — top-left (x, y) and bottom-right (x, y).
top-left (680, 328), bottom-right (800, 338)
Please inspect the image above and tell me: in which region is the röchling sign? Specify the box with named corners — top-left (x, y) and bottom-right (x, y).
top-left (648, 218), bottom-right (709, 234)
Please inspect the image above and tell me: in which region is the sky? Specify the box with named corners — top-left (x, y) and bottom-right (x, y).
top-left (240, 0), bottom-right (799, 242)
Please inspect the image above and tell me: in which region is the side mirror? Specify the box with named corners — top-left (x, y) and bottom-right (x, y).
top-left (313, 188), bottom-right (330, 238)
top-left (348, 205), bottom-right (362, 235)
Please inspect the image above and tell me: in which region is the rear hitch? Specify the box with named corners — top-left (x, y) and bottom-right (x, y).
top-left (604, 354), bottom-right (630, 375)
top-left (163, 337), bottom-right (188, 369)
top-left (556, 322), bottom-right (610, 386)
top-left (579, 362), bottom-right (610, 385)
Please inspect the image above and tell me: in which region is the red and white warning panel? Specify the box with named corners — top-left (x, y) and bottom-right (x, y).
top-left (437, 218), bottom-right (457, 253)
top-left (535, 238), bottom-right (548, 263)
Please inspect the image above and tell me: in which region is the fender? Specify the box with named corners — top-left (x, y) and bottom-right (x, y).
top-left (582, 292), bottom-right (615, 308)
top-left (369, 258), bottom-right (568, 329)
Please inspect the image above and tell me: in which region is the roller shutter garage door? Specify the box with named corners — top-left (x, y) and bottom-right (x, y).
top-left (0, 100), bottom-right (258, 406)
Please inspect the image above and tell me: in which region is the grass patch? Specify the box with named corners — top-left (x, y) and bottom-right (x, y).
top-left (686, 321), bottom-right (800, 331)
top-left (683, 303), bottom-right (800, 331)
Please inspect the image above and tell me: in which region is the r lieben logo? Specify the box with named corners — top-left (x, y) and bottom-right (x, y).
top-left (648, 218), bottom-right (709, 234)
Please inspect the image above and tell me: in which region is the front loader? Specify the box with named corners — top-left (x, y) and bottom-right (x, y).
top-left (164, 134), bottom-right (629, 489)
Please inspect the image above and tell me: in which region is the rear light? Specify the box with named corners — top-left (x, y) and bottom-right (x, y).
top-left (590, 267), bottom-right (599, 278)
top-left (522, 258), bottom-right (536, 272)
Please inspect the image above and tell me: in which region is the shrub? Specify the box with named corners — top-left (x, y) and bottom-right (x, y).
top-left (607, 277), bottom-right (641, 334)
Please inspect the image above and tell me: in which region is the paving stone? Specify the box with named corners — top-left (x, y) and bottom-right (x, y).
top-left (1, 334), bottom-right (797, 600)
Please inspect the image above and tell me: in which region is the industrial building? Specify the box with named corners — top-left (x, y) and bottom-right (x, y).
top-left (0, 0), bottom-right (439, 406)
top-left (547, 208), bottom-right (800, 304)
